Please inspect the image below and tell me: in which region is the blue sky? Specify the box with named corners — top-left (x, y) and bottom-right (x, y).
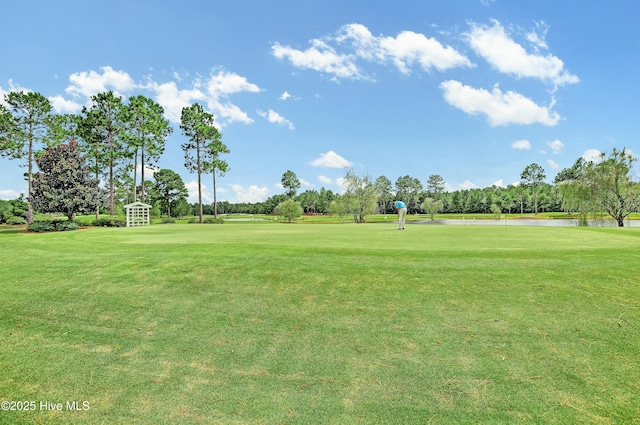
top-left (1, 0), bottom-right (639, 203)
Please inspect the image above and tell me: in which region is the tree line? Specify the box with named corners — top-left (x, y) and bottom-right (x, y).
top-left (260, 159), bottom-right (639, 226)
top-left (1, 91), bottom-right (638, 227)
top-left (0, 90), bottom-right (228, 224)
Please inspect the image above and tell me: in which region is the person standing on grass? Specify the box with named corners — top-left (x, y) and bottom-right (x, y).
top-left (395, 200), bottom-right (407, 230)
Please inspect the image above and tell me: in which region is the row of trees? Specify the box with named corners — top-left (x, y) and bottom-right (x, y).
top-left (2, 149), bottom-right (637, 226)
top-left (1, 89), bottom-right (637, 226)
top-left (265, 156), bottom-right (639, 226)
top-left (0, 91), bottom-right (229, 223)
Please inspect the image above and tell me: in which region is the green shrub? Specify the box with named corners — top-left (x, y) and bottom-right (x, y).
top-left (56, 221), bottom-right (79, 231)
top-left (161, 218), bottom-right (176, 224)
top-left (93, 218), bottom-right (126, 227)
top-left (188, 218), bottom-right (199, 223)
top-left (6, 216), bottom-right (27, 225)
top-left (73, 217), bottom-right (93, 226)
top-left (203, 217), bottom-right (224, 224)
top-left (27, 221), bottom-right (55, 232)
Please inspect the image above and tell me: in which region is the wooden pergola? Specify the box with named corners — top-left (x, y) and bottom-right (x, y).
top-left (124, 201), bottom-right (151, 227)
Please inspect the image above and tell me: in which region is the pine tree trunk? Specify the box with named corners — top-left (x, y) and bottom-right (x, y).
top-left (197, 140), bottom-right (203, 223)
top-left (213, 170), bottom-right (217, 219)
top-left (27, 136), bottom-right (34, 224)
top-left (141, 145), bottom-right (145, 203)
top-left (109, 132), bottom-right (114, 216)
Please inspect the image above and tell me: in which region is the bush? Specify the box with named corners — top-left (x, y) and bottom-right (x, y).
top-left (275, 199), bottom-right (303, 223)
top-left (27, 221), bottom-right (55, 232)
top-left (25, 219), bottom-right (79, 232)
top-left (56, 221), bottom-right (79, 231)
top-left (203, 217), bottom-right (224, 224)
top-left (161, 218), bottom-right (176, 224)
top-left (6, 216), bottom-right (27, 225)
top-left (187, 217), bottom-right (224, 224)
top-left (73, 217), bottom-right (93, 227)
top-left (93, 218), bottom-right (126, 227)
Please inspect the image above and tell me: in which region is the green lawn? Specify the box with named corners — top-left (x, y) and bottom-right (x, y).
top-left (1, 223), bottom-right (639, 424)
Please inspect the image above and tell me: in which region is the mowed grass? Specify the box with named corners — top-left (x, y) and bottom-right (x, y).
top-left (1, 223), bottom-right (639, 424)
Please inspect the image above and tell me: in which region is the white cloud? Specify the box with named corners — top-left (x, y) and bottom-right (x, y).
top-left (136, 164), bottom-right (160, 180)
top-left (299, 179), bottom-right (313, 187)
top-left (135, 79), bottom-right (205, 123)
top-left (547, 159), bottom-right (559, 170)
top-left (492, 179), bottom-right (505, 187)
top-left (272, 23), bottom-right (471, 80)
top-left (310, 151), bottom-right (353, 168)
top-left (0, 189), bottom-right (23, 200)
top-left (65, 66), bottom-right (136, 99)
top-left (207, 70), bottom-right (260, 98)
top-left (512, 140), bottom-right (532, 150)
top-left (185, 180), bottom-right (213, 204)
top-left (336, 177), bottom-right (347, 193)
top-left (466, 19), bottom-right (579, 86)
top-left (48, 95), bottom-right (82, 114)
top-left (443, 182), bottom-right (456, 193)
top-left (582, 149), bottom-right (602, 163)
top-left (547, 139), bottom-right (564, 154)
top-left (230, 184), bottom-right (269, 203)
top-left (210, 100), bottom-right (253, 125)
top-left (338, 23), bottom-right (473, 74)
top-left (318, 175), bottom-right (332, 185)
top-left (458, 180), bottom-right (478, 190)
top-left (440, 80), bottom-right (560, 126)
top-left (272, 40), bottom-right (362, 80)
top-left (280, 91), bottom-right (292, 100)
top-left (4, 79), bottom-right (30, 95)
top-left (202, 71), bottom-right (260, 125)
top-left (527, 21), bottom-right (550, 51)
top-left (143, 71), bottom-right (261, 126)
top-left (256, 109), bottom-right (294, 130)
top-left (56, 67), bottom-right (260, 127)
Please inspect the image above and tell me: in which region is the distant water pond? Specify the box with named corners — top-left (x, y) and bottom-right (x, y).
top-left (413, 219), bottom-right (638, 227)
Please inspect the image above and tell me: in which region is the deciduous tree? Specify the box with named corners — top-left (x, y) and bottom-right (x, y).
top-left (276, 198), bottom-right (303, 223)
top-left (584, 148), bottom-right (639, 226)
top-left (329, 196), bottom-right (351, 220)
top-left (153, 169), bottom-right (188, 218)
top-left (421, 197), bottom-right (443, 220)
top-left (343, 169), bottom-right (378, 223)
top-left (31, 141), bottom-right (99, 221)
